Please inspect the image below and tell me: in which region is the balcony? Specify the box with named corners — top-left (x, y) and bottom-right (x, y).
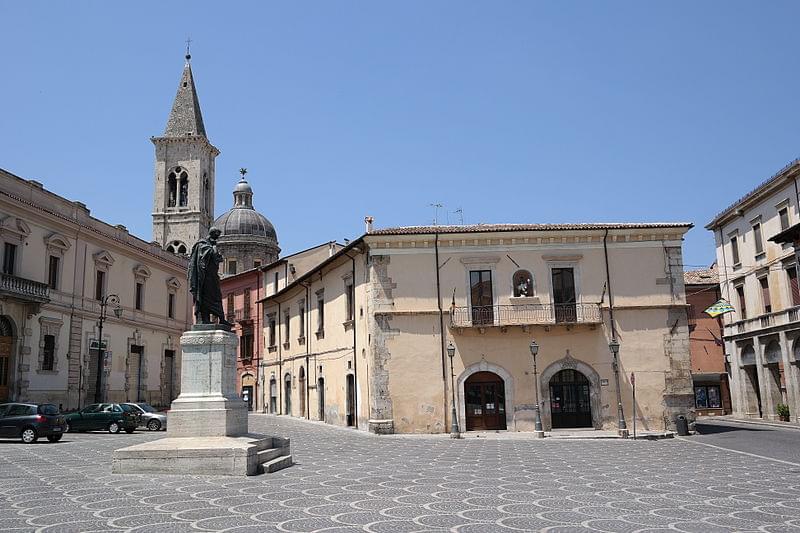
top-left (451, 303), bottom-right (602, 328)
top-left (0, 273), bottom-right (50, 311)
top-left (226, 308), bottom-right (252, 324)
top-left (726, 305), bottom-right (800, 337)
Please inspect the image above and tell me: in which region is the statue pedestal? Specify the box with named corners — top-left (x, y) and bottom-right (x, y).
top-left (112, 327), bottom-right (292, 476)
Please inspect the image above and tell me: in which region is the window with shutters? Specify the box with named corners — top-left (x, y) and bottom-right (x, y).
top-left (730, 235), bottom-right (740, 266)
top-left (48, 255), bottom-right (60, 290)
top-left (779, 206), bottom-right (790, 231)
top-left (736, 284), bottom-right (747, 320)
top-left (759, 276), bottom-right (771, 314)
top-left (788, 266), bottom-right (800, 307)
top-left (752, 221), bottom-right (764, 257)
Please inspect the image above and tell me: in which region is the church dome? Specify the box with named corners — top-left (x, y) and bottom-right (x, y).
top-left (213, 175), bottom-right (280, 276)
top-left (214, 177), bottom-right (277, 241)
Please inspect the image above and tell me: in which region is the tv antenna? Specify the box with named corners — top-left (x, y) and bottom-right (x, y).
top-left (430, 203), bottom-right (443, 225)
top-left (454, 207), bottom-right (464, 225)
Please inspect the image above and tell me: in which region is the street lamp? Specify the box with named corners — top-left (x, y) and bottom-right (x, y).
top-left (94, 294), bottom-right (122, 403)
top-left (529, 339), bottom-right (544, 438)
top-left (446, 341), bottom-right (461, 438)
top-left (609, 338), bottom-right (628, 437)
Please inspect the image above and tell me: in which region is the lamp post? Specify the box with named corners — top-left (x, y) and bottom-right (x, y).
top-left (446, 341), bottom-right (461, 438)
top-left (94, 294), bottom-right (122, 403)
top-left (529, 339), bottom-right (544, 438)
top-left (609, 338), bottom-right (628, 437)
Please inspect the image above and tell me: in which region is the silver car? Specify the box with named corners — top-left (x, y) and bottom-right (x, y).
top-left (123, 403), bottom-right (167, 431)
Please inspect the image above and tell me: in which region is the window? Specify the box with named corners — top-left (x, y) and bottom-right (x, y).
top-left (298, 302), bottom-right (305, 339)
top-left (284, 373), bottom-right (292, 414)
top-left (243, 290), bottom-right (251, 320)
top-left (135, 282), bottom-right (144, 311)
top-left (316, 291), bottom-right (325, 334)
top-left (179, 171), bottom-right (189, 207)
top-left (274, 272), bottom-right (279, 294)
top-left (48, 255), bottom-right (60, 290)
top-left (227, 260), bottom-right (237, 275)
top-left (227, 294), bottom-right (235, 319)
top-left (268, 316), bottom-right (277, 347)
top-left (779, 207), bottom-right (790, 231)
top-left (759, 276), bottom-right (771, 314)
top-left (469, 270), bottom-right (494, 325)
top-left (788, 267), bottom-right (800, 307)
top-left (168, 293), bottom-right (175, 319)
top-left (513, 270), bottom-right (534, 297)
top-left (3, 243), bottom-right (16, 275)
top-left (694, 385), bottom-right (721, 409)
top-left (736, 285), bottom-right (747, 320)
top-left (730, 235), bottom-right (740, 265)
top-left (345, 282), bottom-right (355, 322)
top-left (241, 331), bottom-right (254, 360)
top-left (42, 335), bottom-right (55, 371)
top-left (95, 270), bottom-right (105, 300)
top-left (752, 222), bottom-right (764, 256)
top-left (283, 311), bottom-right (290, 346)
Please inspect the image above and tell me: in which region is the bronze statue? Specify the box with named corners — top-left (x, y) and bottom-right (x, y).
top-left (188, 227), bottom-right (231, 326)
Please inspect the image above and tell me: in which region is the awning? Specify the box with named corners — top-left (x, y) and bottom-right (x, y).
top-left (691, 372), bottom-right (725, 382)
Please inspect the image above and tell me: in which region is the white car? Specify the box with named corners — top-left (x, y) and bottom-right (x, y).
top-left (123, 402), bottom-right (167, 431)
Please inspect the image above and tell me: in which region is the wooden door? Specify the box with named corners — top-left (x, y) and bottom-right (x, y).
top-left (0, 337), bottom-right (11, 402)
top-left (346, 374), bottom-right (355, 427)
top-left (465, 372), bottom-right (506, 431)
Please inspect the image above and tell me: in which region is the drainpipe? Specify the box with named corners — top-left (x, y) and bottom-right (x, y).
top-left (434, 232), bottom-right (449, 431)
top-left (277, 301), bottom-right (282, 414)
top-left (302, 281), bottom-right (310, 420)
top-left (603, 229), bottom-right (627, 436)
top-left (344, 250), bottom-right (359, 429)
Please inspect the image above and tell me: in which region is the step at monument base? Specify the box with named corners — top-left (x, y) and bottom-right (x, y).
top-left (112, 434), bottom-right (292, 476)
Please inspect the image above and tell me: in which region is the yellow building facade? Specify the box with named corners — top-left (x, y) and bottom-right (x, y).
top-left (261, 222), bottom-right (694, 434)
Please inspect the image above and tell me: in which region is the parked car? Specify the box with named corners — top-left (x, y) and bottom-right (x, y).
top-left (0, 403), bottom-right (66, 443)
top-left (123, 402), bottom-right (167, 431)
top-left (64, 403), bottom-right (139, 434)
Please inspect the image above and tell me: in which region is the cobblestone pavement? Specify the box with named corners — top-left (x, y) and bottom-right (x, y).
top-left (2, 414), bottom-right (800, 532)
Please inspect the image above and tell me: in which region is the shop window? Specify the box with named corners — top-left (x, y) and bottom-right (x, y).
top-left (695, 385), bottom-right (721, 409)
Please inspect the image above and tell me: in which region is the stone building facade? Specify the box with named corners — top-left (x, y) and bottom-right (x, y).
top-left (215, 176), bottom-right (280, 277)
top-left (707, 159), bottom-right (800, 423)
top-left (260, 222), bottom-right (694, 434)
top-left (152, 56), bottom-right (218, 254)
top-left (0, 168), bottom-right (190, 409)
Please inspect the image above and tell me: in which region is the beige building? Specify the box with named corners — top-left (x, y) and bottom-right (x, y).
top-left (706, 159), bottom-right (800, 423)
top-left (260, 221), bottom-right (694, 434)
top-left (0, 168), bottom-right (190, 409)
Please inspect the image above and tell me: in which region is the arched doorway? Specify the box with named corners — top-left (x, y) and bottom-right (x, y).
top-left (0, 316), bottom-right (15, 402)
top-left (346, 374), bottom-right (355, 426)
top-left (318, 377), bottom-right (325, 421)
top-left (465, 371), bottom-right (507, 431)
top-left (241, 373), bottom-right (255, 411)
top-left (549, 369), bottom-right (592, 428)
top-left (284, 373), bottom-right (292, 415)
top-left (298, 367), bottom-right (306, 418)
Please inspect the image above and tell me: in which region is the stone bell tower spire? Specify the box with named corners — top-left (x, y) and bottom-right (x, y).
top-left (151, 50), bottom-right (219, 254)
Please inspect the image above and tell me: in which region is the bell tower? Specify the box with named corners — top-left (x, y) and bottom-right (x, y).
top-left (152, 52), bottom-right (219, 253)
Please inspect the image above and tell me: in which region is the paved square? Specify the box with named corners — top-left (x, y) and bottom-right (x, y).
top-left (1, 414), bottom-right (799, 532)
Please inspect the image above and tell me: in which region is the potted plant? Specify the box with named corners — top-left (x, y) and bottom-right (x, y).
top-left (777, 403), bottom-right (791, 422)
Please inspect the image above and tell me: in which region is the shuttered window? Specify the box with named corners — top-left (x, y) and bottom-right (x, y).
top-left (759, 277), bottom-right (771, 314)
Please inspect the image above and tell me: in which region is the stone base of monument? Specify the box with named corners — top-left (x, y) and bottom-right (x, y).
top-left (112, 327), bottom-right (292, 476)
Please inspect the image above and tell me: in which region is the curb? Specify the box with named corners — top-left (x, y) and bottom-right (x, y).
top-left (696, 416), bottom-right (800, 432)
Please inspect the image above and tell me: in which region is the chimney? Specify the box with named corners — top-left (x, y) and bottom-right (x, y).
top-left (365, 216), bottom-right (374, 233)
top-left (329, 241), bottom-right (336, 256)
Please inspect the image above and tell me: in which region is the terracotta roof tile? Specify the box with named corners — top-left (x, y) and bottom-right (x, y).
top-left (368, 222), bottom-right (693, 236)
top-left (684, 267), bottom-right (719, 285)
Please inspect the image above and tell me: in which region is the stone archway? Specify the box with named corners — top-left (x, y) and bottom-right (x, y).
top-left (539, 353), bottom-right (602, 430)
top-left (457, 361), bottom-right (514, 431)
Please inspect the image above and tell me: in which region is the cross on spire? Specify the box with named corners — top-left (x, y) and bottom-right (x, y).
top-left (239, 168), bottom-right (248, 179)
top-left (185, 37), bottom-right (192, 61)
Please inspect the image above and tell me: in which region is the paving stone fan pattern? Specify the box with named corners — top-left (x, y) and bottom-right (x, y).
top-left (1, 415), bottom-right (800, 532)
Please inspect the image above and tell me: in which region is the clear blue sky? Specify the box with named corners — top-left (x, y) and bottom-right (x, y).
top-left (2, 2), bottom-right (800, 269)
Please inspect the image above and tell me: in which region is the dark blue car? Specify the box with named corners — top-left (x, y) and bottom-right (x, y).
top-left (0, 403), bottom-right (66, 443)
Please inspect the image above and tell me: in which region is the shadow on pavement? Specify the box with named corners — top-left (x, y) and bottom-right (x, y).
top-left (694, 422), bottom-right (770, 435)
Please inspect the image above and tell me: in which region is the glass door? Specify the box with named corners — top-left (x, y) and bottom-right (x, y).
top-left (470, 270), bottom-right (494, 325)
top-left (551, 268), bottom-right (577, 323)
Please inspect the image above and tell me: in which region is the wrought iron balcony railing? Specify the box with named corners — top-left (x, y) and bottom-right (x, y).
top-left (0, 273), bottom-right (50, 303)
top-left (226, 308), bottom-right (252, 323)
top-left (451, 303), bottom-right (602, 328)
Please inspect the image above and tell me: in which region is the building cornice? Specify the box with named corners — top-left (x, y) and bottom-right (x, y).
top-left (151, 135), bottom-right (220, 157)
